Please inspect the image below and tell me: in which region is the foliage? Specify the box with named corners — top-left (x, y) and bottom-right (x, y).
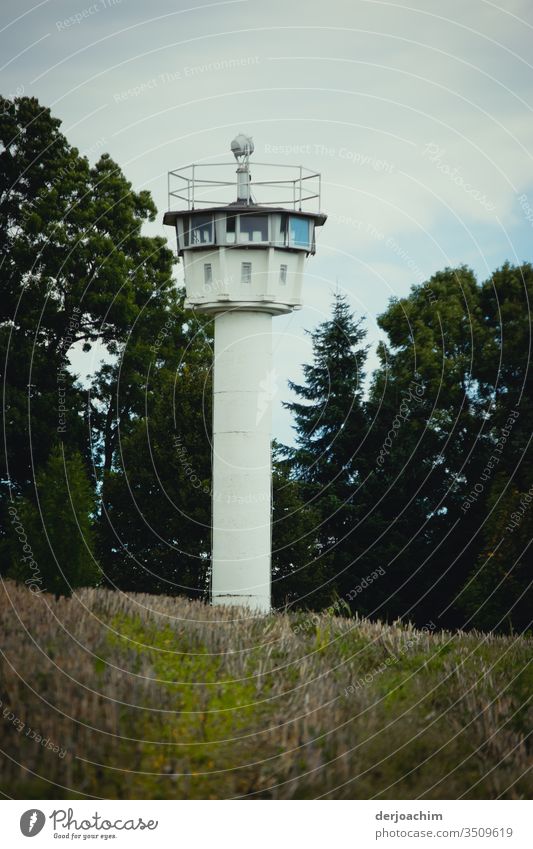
top-left (0, 95), bottom-right (212, 597)
top-left (97, 331), bottom-right (213, 598)
top-left (282, 291), bottom-right (370, 605)
top-left (281, 267), bottom-right (531, 633)
top-left (271, 448), bottom-right (326, 609)
top-left (5, 448), bottom-right (99, 595)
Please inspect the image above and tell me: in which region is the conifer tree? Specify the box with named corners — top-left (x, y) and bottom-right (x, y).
top-left (283, 291), bottom-right (369, 604)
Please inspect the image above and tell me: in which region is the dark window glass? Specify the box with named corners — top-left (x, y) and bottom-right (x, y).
top-left (226, 214), bottom-right (236, 244)
top-left (188, 214), bottom-right (214, 245)
top-left (238, 214), bottom-right (269, 242)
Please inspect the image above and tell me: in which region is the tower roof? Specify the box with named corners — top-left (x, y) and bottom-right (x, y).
top-left (163, 204), bottom-right (327, 228)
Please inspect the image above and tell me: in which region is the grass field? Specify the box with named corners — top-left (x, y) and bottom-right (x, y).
top-left (0, 580), bottom-right (530, 799)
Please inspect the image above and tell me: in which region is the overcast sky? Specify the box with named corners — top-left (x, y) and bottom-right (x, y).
top-left (2, 0), bottom-right (533, 441)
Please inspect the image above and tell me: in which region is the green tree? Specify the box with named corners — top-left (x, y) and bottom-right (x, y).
top-left (458, 263), bottom-right (533, 632)
top-left (283, 291), bottom-right (369, 606)
top-left (271, 446), bottom-right (326, 610)
top-left (0, 96), bottom-right (214, 598)
top-left (459, 472), bottom-right (532, 633)
top-left (0, 95), bottom-right (176, 490)
top-left (361, 267), bottom-right (491, 625)
top-left (96, 318), bottom-right (214, 598)
top-left (7, 447), bottom-right (99, 595)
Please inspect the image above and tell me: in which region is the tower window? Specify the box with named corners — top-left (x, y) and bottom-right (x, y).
top-left (238, 214), bottom-right (268, 243)
top-left (187, 213), bottom-right (214, 246)
top-left (275, 214), bottom-right (288, 246)
top-left (289, 216), bottom-right (311, 249)
top-left (226, 214), bottom-right (236, 244)
top-left (204, 263), bottom-right (213, 285)
top-left (279, 264), bottom-right (288, 285)
top-left (241, 262), bottom-right (252, 284)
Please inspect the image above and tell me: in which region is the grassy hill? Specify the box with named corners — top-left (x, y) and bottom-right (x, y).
top-left (0, 580), bottom-right (530, 799)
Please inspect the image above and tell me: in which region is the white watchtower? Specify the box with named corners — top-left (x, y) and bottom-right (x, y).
top-left (164, 135), bottom-right (326, 612)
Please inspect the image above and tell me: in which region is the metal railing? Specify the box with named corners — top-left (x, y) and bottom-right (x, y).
top-left (167, 161), bottom-right (321, 212)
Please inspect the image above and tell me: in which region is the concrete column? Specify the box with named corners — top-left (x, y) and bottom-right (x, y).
top-left (211, 310), bottom-right (273, 612)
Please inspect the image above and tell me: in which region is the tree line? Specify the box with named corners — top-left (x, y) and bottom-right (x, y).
top-left (1, 96), bottom-right (531, 633)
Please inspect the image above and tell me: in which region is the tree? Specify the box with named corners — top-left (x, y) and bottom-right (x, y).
top-left (459, 472), bottom-right (532, 633)
top-left (0, 95), bottom-right (214, 596)
top-left (96, 323), bottom-right (214, 598)
top-left (0, 94), bottom-right (176, 486)
top-left (458, 263), bottom-right (533, 632)
top-left (360, 267), bottom-right (489, 625)
top-left (283, 291), bottom-right (369, 606)
top-left (271, 445), bottom-right (326, 610)
top-left (6, 446), bottom-right (99, 595)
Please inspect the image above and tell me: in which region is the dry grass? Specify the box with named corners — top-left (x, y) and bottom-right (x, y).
top-left (0, 580), bottom-right (530, 799)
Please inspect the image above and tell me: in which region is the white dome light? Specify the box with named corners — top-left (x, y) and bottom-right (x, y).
top-left (231, 133), bottom-right (254, 161)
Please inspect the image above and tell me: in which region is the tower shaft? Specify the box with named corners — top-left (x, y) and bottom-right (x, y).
top-left (211, 311), bottom-right (273, 611)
